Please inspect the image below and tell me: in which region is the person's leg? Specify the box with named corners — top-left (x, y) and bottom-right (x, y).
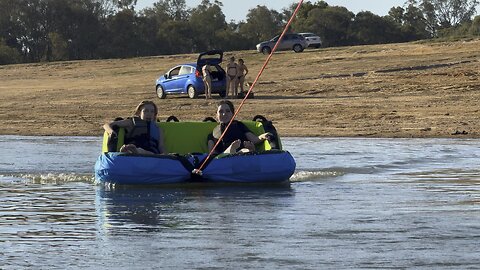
top-left (234, 78), bottom-right (240, 96)
top-left (120, 144), bottom-right (138, 154)
top-left (203, 79), bottom-right (209, 99)
top-left (226, 76), bottom-right (231, 98)
top-left (205, 82), bottom-right (209, 99)
top-left (119, 144), bottom-right (128, 152)
top-left (225, 139), bottom-right (241, 154)
top-left (136, 147), bottom-right (155, 155)
top-left (207, 78), bottom-right (212, 98)
top-left (243, 141), bottom-right (255, 152)
top-left (239, 76), bottom-right (245, 93)
top-left (232, 77), bottom-right (238, 97)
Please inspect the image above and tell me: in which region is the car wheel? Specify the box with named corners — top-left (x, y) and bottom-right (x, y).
top-left (187, 85), bottom-right (198, 99)
top-left (156, 85), bottom-right (166, 99)
top-left (261, 47), bottom-right (271, 55)
top-left (218, 91), bottom-right (226, 98)
top-left (293, 44), bottom-right (304, 53)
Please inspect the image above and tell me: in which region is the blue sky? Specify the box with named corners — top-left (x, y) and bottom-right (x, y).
top-left (136, 0), bottom-right (408, 21)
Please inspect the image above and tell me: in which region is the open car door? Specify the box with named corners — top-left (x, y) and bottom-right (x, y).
top-left (197, 50), bottom-right (223, 68)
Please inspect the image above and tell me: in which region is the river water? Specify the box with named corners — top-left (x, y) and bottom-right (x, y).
top-left (0, 136), bottom-right (479, 269)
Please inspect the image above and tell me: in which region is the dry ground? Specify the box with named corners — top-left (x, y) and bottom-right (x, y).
top-left (0, 39), bottom-right (479, 137)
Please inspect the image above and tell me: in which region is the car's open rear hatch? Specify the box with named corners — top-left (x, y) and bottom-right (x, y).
top-left (197, 50), bottom-right (223, 67)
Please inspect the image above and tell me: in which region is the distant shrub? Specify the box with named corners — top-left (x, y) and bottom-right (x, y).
top-left (46, 32), bottom-right (68, 61)
top-left (437, 16), bottom-right (480, 39)
top-left (469, 16), bottom-right (480, 36)
top-left (0, 40), bottom-right (21, 65)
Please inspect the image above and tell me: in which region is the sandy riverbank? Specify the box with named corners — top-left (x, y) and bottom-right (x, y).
top-left (0, 39), bottom-right (479, 137)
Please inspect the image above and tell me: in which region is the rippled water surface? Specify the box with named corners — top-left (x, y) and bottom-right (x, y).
top-left (1, 136), bottom-right (479, 269)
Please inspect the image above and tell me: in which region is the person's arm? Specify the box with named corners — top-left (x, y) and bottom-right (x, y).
top-left (235, 121), bottom-right (269, 145)
top-left (207, 139), bottom-right (215, 152)
top-left (207, 132), bottom-right (221, 154)
top-left (209, 138), bottom-right (227, 154)
top-left (103, 119), bottom-right (132, 136)
top-left (245, 132), bottom-right (271, 145)
top-left (244, 65), bottom-right (248, 76)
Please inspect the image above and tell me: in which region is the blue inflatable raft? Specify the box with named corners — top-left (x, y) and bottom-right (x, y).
top-left (94, 117), bottom-right (296, 185)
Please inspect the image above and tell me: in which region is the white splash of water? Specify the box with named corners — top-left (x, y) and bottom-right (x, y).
top-left (290, 170), bottom-right (344, 182)
top-left (1, 173), bottom-right (95, 184)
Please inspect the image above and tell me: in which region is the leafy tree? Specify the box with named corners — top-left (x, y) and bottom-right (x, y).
top-left (95, 0), bottom-right (117, 17)
top-left (0, 0), bottom-right (107, 62)
top-left (66, 1), bottom-right (105, 60)
top-left (189, 0), bottom-right (226, 51)
top-left (0, 0), bottom-right (24, 54)
top-left (47, 32), bottom-right (68, 61)
top-left (431, 0), bottom-right (479, 27)
top-left (4, 0), bottom-right (478, 64)
top-left (43, 0), bottom-right (105, 60)
top-left (216, 22), bottom-right (251, 50)
top-left (147, 0), bottom-right (189, 21)
top-left (469, 15), bottom-right (480, 35)
top-left (419, 0), bottom-right (438, 35)
top-left (0, 38), bottom-right (21, 65)
top-left (388, 6), bottom-right (406, 24)
top-left (102, 9), bottom-right (149, 58)
top-left (156, 20), bottom-right (195, 54)
top-left (240, 5), bottom-right (284, 43)
top-left (304, 6), bottom-right (354, 46)
top-left (406, 0), bottom-right (480, 36)
top-left (403, 2), bottom-right (431, 39)
top-left (142, 2), bottom-right (171, 22)
top-left (287, 1), bottom-right (329, 32)
top-left (16, 0), bottom-right (52, 62)
top-left (350, 11), bottom-right (402, 44)
top-left (116, 0), bottom-right (137, 10)
top-left (141, 1), bottom-right (192, 55)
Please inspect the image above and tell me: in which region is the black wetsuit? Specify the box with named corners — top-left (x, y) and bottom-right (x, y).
top-left (208, 120), bottom-right (250, 153)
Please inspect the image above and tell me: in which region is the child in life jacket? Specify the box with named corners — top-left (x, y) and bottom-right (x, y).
top-left (103, 100), bottom-right (165, 154)
top-left (207, 100), bottom-right (271, 154)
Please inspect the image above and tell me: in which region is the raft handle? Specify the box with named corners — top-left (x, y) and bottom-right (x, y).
top-left (202, 117), bottom-right (217, 122)
top-left (166, 115), bottom-right (179, 122)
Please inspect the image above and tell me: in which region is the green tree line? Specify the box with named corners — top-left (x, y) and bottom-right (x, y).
top-left (0, 0), bottom-right (479, 65)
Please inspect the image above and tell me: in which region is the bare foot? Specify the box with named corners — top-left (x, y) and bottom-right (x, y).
top-left (120, 144), bottom-right (138, 154)
top-left (228, 140), bottom-right (241, 154)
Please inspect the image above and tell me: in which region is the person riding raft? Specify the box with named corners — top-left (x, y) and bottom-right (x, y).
top-left (103, 100), bottom-right (165, 155)
top-left (207, 100), bottom-right (271, 154)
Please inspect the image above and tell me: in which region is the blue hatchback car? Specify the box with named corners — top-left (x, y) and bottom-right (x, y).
top-left (155, 50), bottom-right (227, 99)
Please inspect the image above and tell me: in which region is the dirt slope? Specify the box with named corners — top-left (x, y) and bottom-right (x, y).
top-left (0, 39), bottom-right (479, 137)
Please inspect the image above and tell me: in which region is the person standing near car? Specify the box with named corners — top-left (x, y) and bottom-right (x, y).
top-left (202, 64), bottom-right (212, 99)
top-left (235, 59), bottom-right (249, 96)
top-left (225, 56), bottom-right (238, 98)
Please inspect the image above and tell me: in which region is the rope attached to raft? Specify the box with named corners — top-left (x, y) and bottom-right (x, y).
top-left (193, 0), bottom-right (305, 175)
